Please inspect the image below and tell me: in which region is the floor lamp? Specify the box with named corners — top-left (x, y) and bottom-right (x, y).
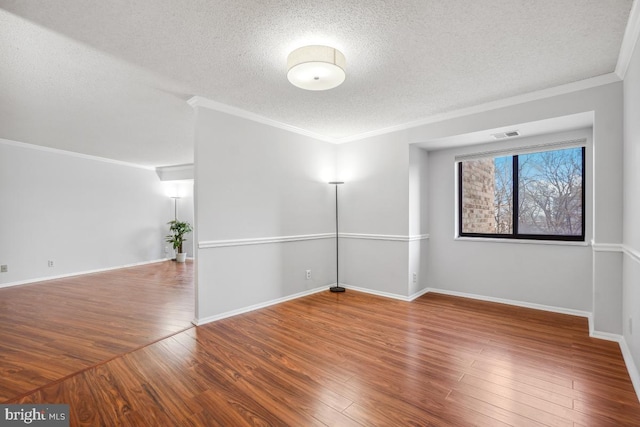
top-left (171, 196), bottom-right (180, 220)
top-left (329, 181), bottom-right (345, 292)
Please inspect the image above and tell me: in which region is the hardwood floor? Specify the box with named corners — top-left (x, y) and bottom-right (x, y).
top-left (0, 260), bottom-right (194, 402)
top-left (4, 273), bottom-right (640, 426)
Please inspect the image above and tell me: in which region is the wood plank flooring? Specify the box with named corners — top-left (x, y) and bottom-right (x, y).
top-left (4, 270), bottom-right (640, 426)
top-left (0, 260), bottom-right (194, 402)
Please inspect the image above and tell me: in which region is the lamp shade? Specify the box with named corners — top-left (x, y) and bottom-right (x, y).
top-left (287, 45), bottom-right (346, 91)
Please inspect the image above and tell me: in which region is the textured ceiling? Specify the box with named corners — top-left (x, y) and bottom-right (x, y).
top-left (0, 0), bottom-right (634, 166)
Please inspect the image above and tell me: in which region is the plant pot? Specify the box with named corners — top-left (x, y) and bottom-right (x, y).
top-left (176, 253), bottom-right (187, 263)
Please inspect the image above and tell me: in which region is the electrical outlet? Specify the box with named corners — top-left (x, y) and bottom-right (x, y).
top-left (413, 272), bottom-right (417, 283)
top-left (164, 246), bottom-right (169, 254)
top-left (48, 260), bottom-right (54, 268)
top-left (0, 265), bottom-right (7, 273)
top-left (305, 270), bottom-right (311, 280)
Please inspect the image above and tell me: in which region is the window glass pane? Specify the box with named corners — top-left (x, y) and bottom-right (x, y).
top-left (494, 156), bottom-right (513, 234)
top-left (461, 157), bottom-right (512, 234)
top-left (517, 147), bottom-right (583, 236)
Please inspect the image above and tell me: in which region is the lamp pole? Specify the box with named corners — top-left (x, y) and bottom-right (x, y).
top-left (171, 196), bottom-right (180, 220)
top-left (329, 182), bottom-right (345, 292)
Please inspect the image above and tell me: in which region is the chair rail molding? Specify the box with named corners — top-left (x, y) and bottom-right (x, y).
top-left (199, 233), bottom-right (430, 249)
top-left (340, 233), bottom-right (430, 242)
top-left (199, 233), bottom-right (334, 249)
top-left (591, 241), bottom-right (640, 264)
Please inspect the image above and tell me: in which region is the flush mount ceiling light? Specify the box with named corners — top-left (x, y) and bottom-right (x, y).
top-left (287, 45), bottom-right (346, 91)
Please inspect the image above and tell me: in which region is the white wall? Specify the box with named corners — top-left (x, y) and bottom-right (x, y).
top-left (623, 31), bottom-right (640, 381)
top-left (0, 139), bottom-right (170, 286)
top-left (194, 108), bottom-right (337, 322)
top-left (426, 129), bottom-right (593, 312)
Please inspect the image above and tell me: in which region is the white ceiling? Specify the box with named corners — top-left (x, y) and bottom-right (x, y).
top-left (0, 1), bottom-right (635, 167)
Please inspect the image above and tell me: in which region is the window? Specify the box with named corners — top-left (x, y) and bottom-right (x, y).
top-left (458, 144), bottom-right (585, 241)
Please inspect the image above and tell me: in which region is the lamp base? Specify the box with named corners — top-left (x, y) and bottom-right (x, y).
top-left (329, 286), bottom-right (346, 293)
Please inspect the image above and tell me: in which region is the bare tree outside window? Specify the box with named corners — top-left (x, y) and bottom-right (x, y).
top-left (518, 148), bottom-right (583, 236)
top-left (459, 145), bottom-right (584, 241)
top-left (494, 156), bottom-right (513, 234)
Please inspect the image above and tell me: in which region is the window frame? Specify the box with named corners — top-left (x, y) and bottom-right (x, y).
top-left (457, 146), bottom-right (586, 242)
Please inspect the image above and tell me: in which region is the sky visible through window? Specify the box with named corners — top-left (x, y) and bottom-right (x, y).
top-left (517, 147), bottom-right (583, 236)
top-left (460, 146), bottom-right (584, 239)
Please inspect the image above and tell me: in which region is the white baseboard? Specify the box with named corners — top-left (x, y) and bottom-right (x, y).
top-left (194, 285), bottom-right (328, 326)
top-left (341, 283), bottom-right (414, 301)
top-left (409, 287), bottom-right (430, 301)
top-left (426, 287), bottom-right (592, 319)
top-left (339, 283), bottom-right (429, 302)
top-left (589, 329), bottom-right (622, 342)
top-left (591, 332), bottom-right (640, 403)
top-left (0, 258), bottom-right (171, 289)
top-left (620, 337), bottom-right (640, 402)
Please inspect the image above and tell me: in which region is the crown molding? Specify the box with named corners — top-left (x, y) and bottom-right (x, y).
top-left (187, 96), bottom-right (338, 143)
top-left (156, 163), bottom-right (194, 172)
top-left (615, 0), bottom-right (640, 79)
top-left (156, 163), bottom-right (194, 181)
top-left (337, 73), bottom-right (621, 143)
top-left (188, 72), bottom-right (620, 146)
top-left (0, 138), bottom-right (155, 170)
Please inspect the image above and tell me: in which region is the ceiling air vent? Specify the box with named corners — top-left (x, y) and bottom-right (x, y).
top-left (491, 130), bottom-right (520, 139)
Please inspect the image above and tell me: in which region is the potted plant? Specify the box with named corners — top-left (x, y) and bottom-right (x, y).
top-left (166, 220), bottom-right (193, 263)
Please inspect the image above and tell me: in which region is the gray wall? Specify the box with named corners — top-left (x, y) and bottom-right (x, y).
top-left (336, 132), bottom-right (417, 297)
top-left (0, 139), bottom-right (170, 286)
top-left (194, 108), bottom-right (337, 322)
top-left (623, 30), bottom-right (640, 383)
top-left (404, 82), bottom-right (624, 334)
top-left (190, 80), bottom-right (627, 365)
top-left (409, 145), bottom-right (429, 296)
top-left (426, 129), bottom-right (593, 312)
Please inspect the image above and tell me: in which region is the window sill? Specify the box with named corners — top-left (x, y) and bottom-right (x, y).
top-left (454, 236), bottom-right (590, 247)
